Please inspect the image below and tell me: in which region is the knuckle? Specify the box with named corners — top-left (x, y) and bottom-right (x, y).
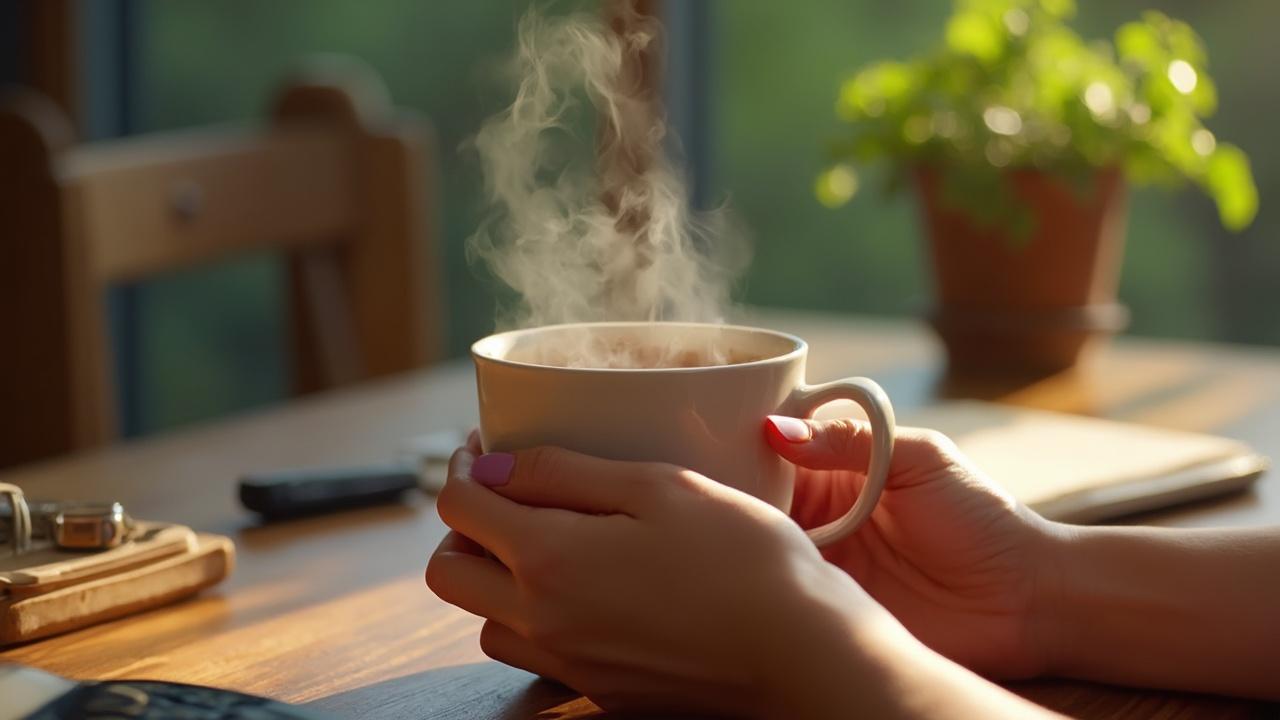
top-left (423, 554), bottom-right (454, 599)
top-left (670, 466), bottom-right (705, 487)
top-left (434, 482), bottom-right (462, 529)
top-left (642, 464), bottom-right (703, 507)
top-left (522, 445), bottom-right (567, 486)
top-left (915, 428), bottom-right (960, 459)
top-left (480, 621), bottom-right (574, 686)
top-left (477, 621), bottom-right (506, 661)
top-left (827, 417), bottom-right (868, 457)
top-left (641, 462), bottom-right (686, 488)
top-left (514, 541), bottom-right (564, 589)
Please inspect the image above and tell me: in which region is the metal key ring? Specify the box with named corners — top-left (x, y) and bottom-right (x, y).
top-left (0, 483), bottom-right (32, 556)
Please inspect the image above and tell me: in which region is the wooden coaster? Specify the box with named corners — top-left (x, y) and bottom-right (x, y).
top-left (1, 531), bottom-right (234, 646)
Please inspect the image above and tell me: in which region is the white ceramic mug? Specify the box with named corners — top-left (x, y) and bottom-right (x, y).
top-left (471, 322), bottom-right (895, 546)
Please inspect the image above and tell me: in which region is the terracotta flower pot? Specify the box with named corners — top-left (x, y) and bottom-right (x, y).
top-left (914, 166), bottom-right (1130, 375)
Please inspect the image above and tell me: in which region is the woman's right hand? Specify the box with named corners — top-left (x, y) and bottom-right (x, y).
top-left (766, 415), bottom-right (1064, 679)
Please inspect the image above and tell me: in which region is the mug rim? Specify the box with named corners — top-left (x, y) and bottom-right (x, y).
top-left (470, 321), bottom-right (808, 374)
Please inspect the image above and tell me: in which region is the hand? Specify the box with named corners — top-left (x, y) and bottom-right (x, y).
top-left (766, 415), bottom-right (1060, 678)
top-left (425, 436), bottom-right (892, 717)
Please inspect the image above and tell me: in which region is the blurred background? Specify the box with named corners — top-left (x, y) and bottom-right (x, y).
top-left (2, 0), bottom-right (1275, 439)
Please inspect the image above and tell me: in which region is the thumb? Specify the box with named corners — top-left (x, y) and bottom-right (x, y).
top-left (765, 415), bottom-right (878, 472)
top-left (470, 446), bottom-right (662, 516)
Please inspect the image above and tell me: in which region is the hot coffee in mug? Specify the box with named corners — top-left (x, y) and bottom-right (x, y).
top-left (471, 322), bottom-right (895, 545)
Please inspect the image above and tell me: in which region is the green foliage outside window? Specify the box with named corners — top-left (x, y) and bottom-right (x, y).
top-left (816, 0), bottom-right (1258, 234)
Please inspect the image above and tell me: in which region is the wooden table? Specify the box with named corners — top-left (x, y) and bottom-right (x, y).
top-left (3, 309), bottom-right (1278, 718)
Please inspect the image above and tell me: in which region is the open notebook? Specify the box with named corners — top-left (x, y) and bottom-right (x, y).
top-left (818, 400), bottom-right (1268, 523)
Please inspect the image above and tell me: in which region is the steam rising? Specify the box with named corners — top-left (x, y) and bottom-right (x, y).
top-left (468, 6), bottom-right (746, 338)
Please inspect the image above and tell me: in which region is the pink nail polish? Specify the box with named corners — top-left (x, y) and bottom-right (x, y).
top-left (766, 415), bottom-right (812, 443)
top-left (471, 452), bottom-right (515, 486)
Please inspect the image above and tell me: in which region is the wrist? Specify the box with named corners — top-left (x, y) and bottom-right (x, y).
top-left (1026, 518), bottom-right (1081, 678)
top-left (758, 565), bottom-right (921, 720)
top-left (768, 596), bottom-right (1053, 720)
top-left (763, 561), bottom-right (1068, 720)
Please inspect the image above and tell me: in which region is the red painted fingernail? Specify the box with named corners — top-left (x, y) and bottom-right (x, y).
top-left (471, 452), bottom-right (515, 487)
top-left (766, 415), bottom-right (812, 442)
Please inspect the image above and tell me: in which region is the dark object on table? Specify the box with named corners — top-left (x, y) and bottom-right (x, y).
top-left (239, 462), bottom-right (420, 519)
top-left (2, 662), bottom-right (332, 720)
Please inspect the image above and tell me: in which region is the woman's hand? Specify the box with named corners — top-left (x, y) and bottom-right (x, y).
top-left (766, 415), bottom-right (1061, 679)
top-left (425, 436), bottom-right (893, 717)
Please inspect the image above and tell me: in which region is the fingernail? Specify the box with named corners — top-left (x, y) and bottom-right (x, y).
top-left (766, 415), bottom-right (812, 443)
top-left (471, 452), bottom-right (515, 487)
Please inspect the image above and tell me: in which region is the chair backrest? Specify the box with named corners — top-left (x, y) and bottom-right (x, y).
top-left (0, 58), bottom-right (443, 468)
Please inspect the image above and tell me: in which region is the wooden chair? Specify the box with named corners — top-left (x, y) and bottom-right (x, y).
top-left (0, 57), bottom-right (443, 468)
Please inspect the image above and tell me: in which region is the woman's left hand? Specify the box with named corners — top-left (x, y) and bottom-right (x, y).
top-left (425, 436), bottom-right (887, 717)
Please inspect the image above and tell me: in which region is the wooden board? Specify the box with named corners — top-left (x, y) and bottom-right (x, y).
top-left (1, 532), bottom-right (234, 646)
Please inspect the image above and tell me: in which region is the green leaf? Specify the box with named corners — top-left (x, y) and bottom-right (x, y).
top-left (1164, 16), bottom-right (1208, 68)
top-left (1187, 69), bottom-right (1218, 117)
top-left (946, 11), bottom-right (1004, 63)
top-left (837, 62), bottom-right (918, 120)
top-left (1115, 21), bottom-right (1163, 69)
top-left (1039, 0), bottom-right (1076, 20)
top-left (872, 62), bottom-right (918, 101)
top-left (1206, 143), bottom-right (1258, 231)
top-left (1147, 109), bottom-right (1199, 173)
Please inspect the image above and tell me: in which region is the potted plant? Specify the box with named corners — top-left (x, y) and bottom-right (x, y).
top-left (816, 0), bottom-right (1258, 374)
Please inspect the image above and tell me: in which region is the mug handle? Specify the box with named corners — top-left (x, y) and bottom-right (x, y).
top-left (780, 377), bottom-right (895, 547)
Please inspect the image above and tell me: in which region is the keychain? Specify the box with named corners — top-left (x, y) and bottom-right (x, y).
top-left (0, 484), bottom-right (135, 554)
top-left (0, 484), bottom-right (32, 556)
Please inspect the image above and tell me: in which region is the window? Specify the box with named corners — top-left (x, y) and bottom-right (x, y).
top-left (110, 1), bottom-right (1279, 433)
